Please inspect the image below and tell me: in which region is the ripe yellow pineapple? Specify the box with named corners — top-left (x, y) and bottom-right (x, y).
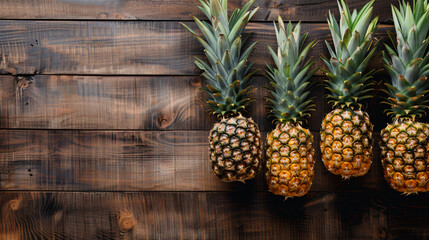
top-left (182, 0), bottom-right (262, 182)
top-left (320, 0), bottom-right (378, 179)
top-left (321, 109), bottom-right (373, 177)
top-left (380, 0), bottom-right (429, 193)
top-left (265, 16), bottom-right (317, 198)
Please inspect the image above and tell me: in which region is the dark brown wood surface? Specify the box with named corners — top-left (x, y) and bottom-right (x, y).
top-left (0, 21), bottom-right (391, 75)
top-left (1, 191), bottom-right (429, 239)
top-left (0, 0), bottom-right (398, 22)
top-left (0, 130), bottom-right (384, 192)
top-left (0, 75), bottom-right (334, 131)
top-left (0, 75), bottom-right (213, 130)
top-left (0, 0), bottom-right (428, 239)
top-left (0, 191), bottom-right (393, 240)
top-left (0, 74), bottom-right (392, 132)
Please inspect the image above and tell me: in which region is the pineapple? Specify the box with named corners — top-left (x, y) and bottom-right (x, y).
top-left (380, 0), bottom-right (429, 193)
top-left (320, 0), bottom-right (378, 179)
top-left (182, 0), bottom-right (262, 182)
top-left (265, 16), bottom-right (317, 198)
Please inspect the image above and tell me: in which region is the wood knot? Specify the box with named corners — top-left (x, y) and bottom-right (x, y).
top-left (156, 114), bottom-right (171, 128)
top-left (9, 199), bottom-right (20, 211)
top-left (17, 76), bottom-right (33, 89)
top-left (7, 67), bottom-right (17, 75)
top-left (192, 77), bottom-right (201, 87)
top-left (118, 211), bottom-right (136, 231)
top-left (113, 12), bottom-right (125, 19)
top-left (97, 12), bottom-right (109, 19)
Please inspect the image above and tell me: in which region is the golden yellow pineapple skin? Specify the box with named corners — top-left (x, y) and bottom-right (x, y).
top-left (265, 123), bottom-right (314, 198)
top-left (320, 108), bottom-right (373, 178)
top-left (380, 120), bottom-right (429, 193)
top-left (209, 115), bottom-right (262, 182)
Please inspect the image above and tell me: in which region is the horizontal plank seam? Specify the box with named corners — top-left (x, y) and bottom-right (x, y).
top-left (0, 189), bottom-right (387, 193)
top-left (0, 128), bottom-right (383, 133)
top-left (0, 128), bottom-right (225, 131)
top-left (0, 73), bottom-right (389, 79)
top-left (0, 19), bottom-right (394, 24)
top-left (0, 73), bottom-right (327, 77)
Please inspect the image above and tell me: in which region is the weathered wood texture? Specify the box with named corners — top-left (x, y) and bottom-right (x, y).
top-left (1, 0), bottom-right (428, 239)
top-left (0, 21), bottom-right (391, 75)
top-left (0, 74), bottom-right (393, 131)
top-left (383, 193), bottom-right (429, 240)
top-left (0, 130), bottom-right (383, 192)
top-left (0, 75), bottom-right (338, 131)
top-left (0, 75), bottom-right (212, 130)
top-left (0, 191), bottom-right (395, 240)
top-left (0, 0), bottom-right (398, 22)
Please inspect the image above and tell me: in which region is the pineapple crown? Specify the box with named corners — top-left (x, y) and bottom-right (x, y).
top-left (383, 0), bottom-right (429, 120)
top-left (181, 0), bottom-right (259, 118)
top-left (266, 16), bottom-right (317, 125)
top-left (322, 0), bottom-right (379, 109)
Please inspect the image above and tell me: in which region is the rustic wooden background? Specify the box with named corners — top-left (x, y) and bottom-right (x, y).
top-left (1, 0), bottom-right (429, 239)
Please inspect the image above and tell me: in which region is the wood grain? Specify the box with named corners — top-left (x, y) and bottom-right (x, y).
top-left (0, 0), bottom-right (398, 22)
top-left (0, 129), bottom-right (384, 192)
top-left (0, 75), bottom-right (333, 131)
top-left (0, 21), bottom-right (392, 75)
top-left (380, 190), bottom-right (429, 240)
top-left (0, 0), bottom-right (425, 239)
top-left (0, 191), bottom-right (392, 239)
top-left (0, 74), bottom-right (393, 132)
top-left (0, 75), bottom-right (212, 130)
top-left (0, 0), bottom-right (399, 22)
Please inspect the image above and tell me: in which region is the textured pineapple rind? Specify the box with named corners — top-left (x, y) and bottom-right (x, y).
top-left (380, 120), bottom-right (429, 193)
top-left (265, 123), bottom-right (315, 198)
top-left (209, 115), bottom-right (262, 182)
top-left (320, 108), bottom-right (373, 178)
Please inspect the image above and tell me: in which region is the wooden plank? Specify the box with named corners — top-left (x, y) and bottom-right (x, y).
top-left (0, 130), bottom-right (219, 191)
top-left (0, 0), bottom-right (398, 22)
top-left (0, 75), bottom-right (213, 130)
top-left (0, 129), bottom-right (384, 192)
top-left (0, 74), bottom-right (392, 131)
top-left (0, 21), bottom-right (392, 75)
top-left (0, 75), bottom-right (332, 131)
top-left (382, 191), bottom-right (429, 240)
top-left (0, 191), bottom-right (388, 239)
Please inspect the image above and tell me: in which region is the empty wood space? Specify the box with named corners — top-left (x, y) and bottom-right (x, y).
top-left (0, 21), bottom-right (392, 76)
top-left (0, 0), bottom-right (398, 22)
top-left (1, 0), bottom-right (428, 239)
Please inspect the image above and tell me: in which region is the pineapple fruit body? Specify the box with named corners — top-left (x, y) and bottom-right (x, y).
top-left (380, 120), bottom-right (429, 193)
top-left (321, 108), bottom-right (373, 178)
top-left (266, 123), bottom-right (314, 198)
top-left (380, 0), bottom-right (429, 193)
top-left (209, 115), bottom-right (262, 182)
top-left (264, 16), bottom-right (316, 197)
top-left (320, 0), bottom-right (378, 179)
